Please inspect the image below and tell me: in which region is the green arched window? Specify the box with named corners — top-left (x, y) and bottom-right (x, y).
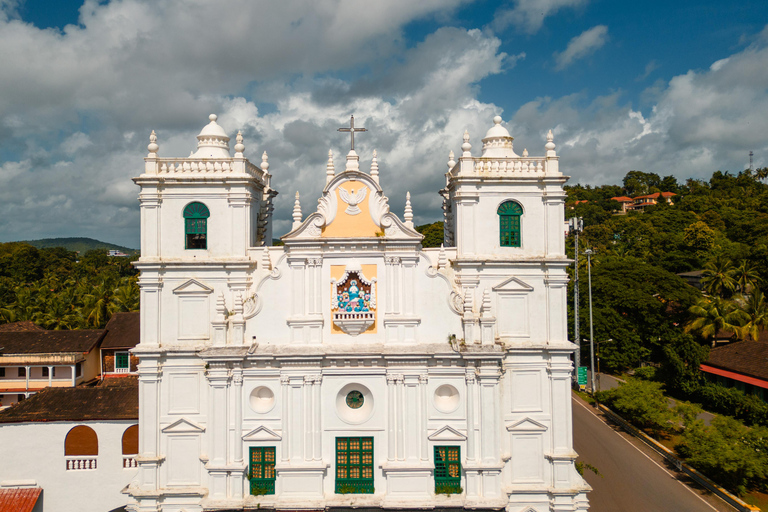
top-left (498, 201), bottom-right (522, 247)
top-left (184, 202), bottom-right (210, 250)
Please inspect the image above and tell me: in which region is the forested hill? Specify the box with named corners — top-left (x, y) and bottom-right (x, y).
top-left (20, 237), bottom-right (137, 255)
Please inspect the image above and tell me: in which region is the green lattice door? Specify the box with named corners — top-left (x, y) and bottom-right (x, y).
top-left (335, 437), bottom-right (374, 494)
top-left (434, 446), bottom-right (461, 494)
top-left (249, 447), bottom-right (276, 495)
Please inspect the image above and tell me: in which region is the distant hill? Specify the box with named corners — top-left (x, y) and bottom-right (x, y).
top-left (20, 237), bottom-right (138, 255)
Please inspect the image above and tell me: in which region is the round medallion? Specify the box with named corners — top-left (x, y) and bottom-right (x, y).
top-left (346, 390), bottom-right (364, 409)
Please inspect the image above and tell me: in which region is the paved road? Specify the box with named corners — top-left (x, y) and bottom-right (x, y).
top-left (572, 393), bottom-right (735, 512)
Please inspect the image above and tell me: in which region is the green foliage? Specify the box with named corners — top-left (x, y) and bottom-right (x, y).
top-left (595, 379), bottom-right (676, 435)
top-left (0, 242), bottom-right (139, 329)
top-left (693, 382), bottom-right (768, 427)
top-left (659, 333), bottom-right (709, 395)
top-left (683, 221), bottom-right (716, 254)
top-left (435, 483), bottom-right (463, 495)
top-left (675, 416), bottom-right (768, 495)
top-left (415, 221), bottom-right (444, 248)
top-left (685, 296), bottom-right (749, 341)
top-left (632, 366), bottom-right (658, 381)
top-left (575, 461), bottom-right (602, 478)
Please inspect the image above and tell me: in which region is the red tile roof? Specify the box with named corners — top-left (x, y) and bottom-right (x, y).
top-left (0, 329), bottom-right (105, 355)
top-left (0, 322), bottom-right (44, 333)
top-left (101, 312), bottom-right (139, 350)
top-left (611, 196), bottom-right (633, 202)
top-left (0, 487), bottom-right (42, 512)
top-left (0, 377), bottom-right (138, 423)
top-left (705, 340), bottom-right (768, 382)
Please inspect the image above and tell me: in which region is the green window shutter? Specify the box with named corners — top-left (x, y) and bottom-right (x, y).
top-left (183, 202), bottom-right (210, 250)
top-left (434, 446), bottom-right (461, 494)
top-left (335, 437), bottom-right (374, 494)
top-left (498, 201), bottom-right (522, 247)
top-left (249, 447), bottom-right (276, 495)
top-left (115, 352), bottom-right (130, 369)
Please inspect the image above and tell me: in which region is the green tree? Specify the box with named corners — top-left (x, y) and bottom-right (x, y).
top-left (682, 221), bottom-right (716, 254)
top-left (737, 290), bottom-right (768, 341)
top-left (733, 260), bottom-right (760, 294)
top-left (675, 416), bottom-right (768, 495)
top-left (415, 222), bottom-right (444, 248)
top-left (660, 333), bottom-right (709, 395)
top-left (685, 297), bottom-right (749, 344)
top-left (701, 256), bottom-right (737, 297)
top-left (596, 379), bottom-right (676, 436)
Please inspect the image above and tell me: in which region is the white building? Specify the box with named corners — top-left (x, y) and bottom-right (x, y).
top-left (128, 114), bottom-right (590, 512)
top-left (0, 382), bottom-right (139, 512)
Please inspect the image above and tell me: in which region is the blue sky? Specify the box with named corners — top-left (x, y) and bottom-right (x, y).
top-left (1, 0), bottom-right (767, 248)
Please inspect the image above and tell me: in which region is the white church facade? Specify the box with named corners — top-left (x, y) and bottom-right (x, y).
top-left (127, 114), bottom-right (590, 512)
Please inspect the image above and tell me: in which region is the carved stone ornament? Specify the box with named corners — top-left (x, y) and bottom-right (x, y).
top-left (339, 186), bottom-right (368, 215)
top-left (331, 262), bottom-right (377, 336)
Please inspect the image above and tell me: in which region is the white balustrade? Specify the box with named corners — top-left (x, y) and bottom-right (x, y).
top-left (122, 456), bottom-right (138, 468)
top-left (65, 456), bottom-right (97, 470)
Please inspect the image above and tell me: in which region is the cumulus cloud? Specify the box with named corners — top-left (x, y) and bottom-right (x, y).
top-left (493, 0), bottom-right (588, 34)
top-left (510, 32), bottom-right (768, 186)
top-left (553, 25), bottom-right (608, 70)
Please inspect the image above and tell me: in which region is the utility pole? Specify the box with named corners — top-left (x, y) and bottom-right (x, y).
top-left (750, 151), bottom-right (754, 172)
top-left (569, 217), bottom-right (583, 381)
top-left (585, 248), bottom-right (595, 394)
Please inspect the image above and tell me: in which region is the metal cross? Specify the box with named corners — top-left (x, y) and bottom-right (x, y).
top-left (338, 115), bottom-right (367, 151)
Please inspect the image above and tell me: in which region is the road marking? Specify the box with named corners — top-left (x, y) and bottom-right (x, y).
top-left (572, 396), bottom-right (721, 512)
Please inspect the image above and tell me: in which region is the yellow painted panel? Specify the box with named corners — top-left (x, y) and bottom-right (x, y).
top-left (330, 264), bottom-right (377, 334)
top-left (321, 181), bottom-right (382, 238)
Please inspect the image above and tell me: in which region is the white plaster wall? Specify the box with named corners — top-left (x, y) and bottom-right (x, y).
top-left (0, 420), bottom-right (138, 512)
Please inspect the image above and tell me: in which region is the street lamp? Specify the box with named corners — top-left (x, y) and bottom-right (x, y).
top-left (584, 248), bottom-right (595, 394)
top-left (568, 217), bottom-right (583, 381)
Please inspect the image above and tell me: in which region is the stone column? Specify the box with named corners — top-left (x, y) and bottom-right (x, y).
top-left (419, 374), bottom-right (429, 461)
top-left (312, 375), bottom-right (322, 461)
top-left (404, 375), bottom-right (420, 462)
top-left (232, 368), bottom-right (244, 499)
top-left (139, 193), bottom-right (161, 258)
top-left (386, 373), bottom-right (397, 461)
top-left (465, 370), bottom-right (477, 462)
top-left (136, 353), bottom-right (162, 493)
top-left (281, 375), bottom-right (290, 462)
top-left (304, 375), bottom-right (313, 460)
top-left (206, 362), bottom-right (230, 499)
top-left (478, 363), bottom-right (500, 464)
top-left (395, 374), bottom-right (405, 461)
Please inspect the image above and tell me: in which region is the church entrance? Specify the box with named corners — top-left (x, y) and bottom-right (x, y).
top-left (335, 437), bottom-right (374, 494)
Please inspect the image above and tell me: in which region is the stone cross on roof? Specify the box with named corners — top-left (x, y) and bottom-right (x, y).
top-left (338, 115), bottom-right (366, 151)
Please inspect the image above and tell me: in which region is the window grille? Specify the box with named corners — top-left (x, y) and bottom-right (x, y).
top-left (183, 202), bottom-right (210, 250)
top-left (115, 352), bottom-right (130, 373)
top-left (498, 201), bottom-right (522, 247)
top-left (249, 447), bottom-right (276, 495)
top-left (434, 446), bottom-right (461, 493)
top-left (335, 437), bottom-right (374, 494)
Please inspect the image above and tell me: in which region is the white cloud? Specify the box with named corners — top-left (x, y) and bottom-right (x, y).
top-left (553, 25), bottom-right (608, 70)
top-left (493, 0), bottom-right (588, 34)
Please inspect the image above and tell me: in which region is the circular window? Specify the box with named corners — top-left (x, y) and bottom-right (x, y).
top-left (336, 383), bottom-right (374, 424)
top-left (346, 390), bottom-right (364, 409)
top-left (249, 386), bottom-right (275, 414)
top-left (433, 384), bottom-right (460, 413)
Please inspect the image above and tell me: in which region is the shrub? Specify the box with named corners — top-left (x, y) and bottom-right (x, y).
top-left (633, 366), bottom-right (658, 381)
top-left (675, 416), bottom-right (768, 495)
top-left (693, 382), bottom-right (768, 427)
top-left (596, 379), bottom-right (676, 435)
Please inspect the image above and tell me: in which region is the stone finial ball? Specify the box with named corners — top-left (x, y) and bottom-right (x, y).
top-left (209, 114), bottom-right (218, 122)
top-left (493, 115), bottom-right (502, 125)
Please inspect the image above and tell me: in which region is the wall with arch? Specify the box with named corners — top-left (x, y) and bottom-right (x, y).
top-left (0, 420), bottom-right (138, 512)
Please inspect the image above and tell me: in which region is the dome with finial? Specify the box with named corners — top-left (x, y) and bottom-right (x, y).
top-left (481, 115), bottom-right (517, 158)
top-left (191, 114), bottom-right (231, 158)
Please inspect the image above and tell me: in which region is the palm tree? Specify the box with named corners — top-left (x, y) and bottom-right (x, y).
top-left (701, 256), bottom-right (737, 297)
top-left (111, 278), bottom-right (140, 313)
top-left (733, 260), bottom-right (760, 294)
top-left (737, 290), bottom-right (768, 341)
top-left (685, 297), bottom-right (750, 346)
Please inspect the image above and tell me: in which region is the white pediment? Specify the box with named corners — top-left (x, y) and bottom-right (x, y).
top-left (161, 418), bottom-right (206, 433)
top-left (173, 279), bottom-right (214, 295)
top-left (492, 276), bottom-right (534, 293)
top-left (242, 425), bottom-right (282, 441)
top-left (428, 425), bottom-right (467, 441)
top-left (505, 418), bottom-right (548, 433)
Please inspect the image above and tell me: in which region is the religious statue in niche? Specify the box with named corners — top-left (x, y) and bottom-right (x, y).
top-left (331, 269), bottom-right (377, 336)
